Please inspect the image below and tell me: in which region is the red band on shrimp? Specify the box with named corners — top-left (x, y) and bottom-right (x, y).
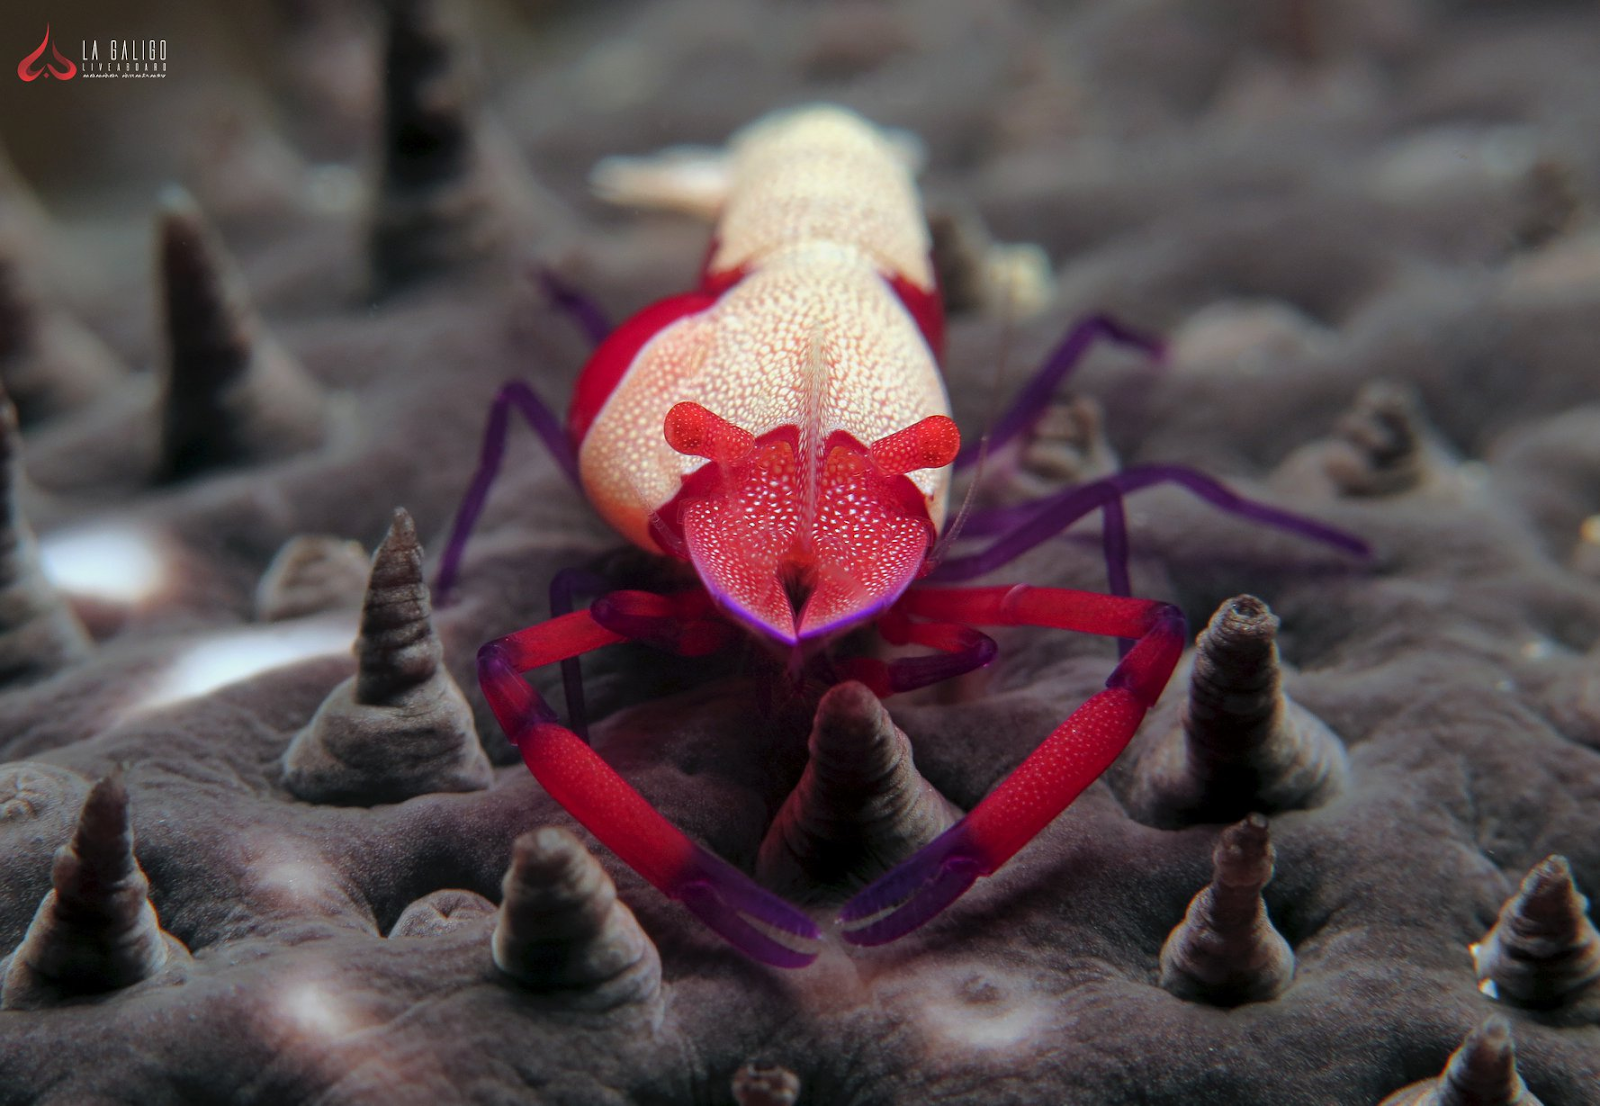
top-left (887, 271), bottom-right (945, 357)
top-left (698, 237), bottom-right (750, 296)
top-left (567, 291), bottom-right (718, 447)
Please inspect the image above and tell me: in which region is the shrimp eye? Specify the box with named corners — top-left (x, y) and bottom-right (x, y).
top-left (664, 402), bottom-right (755, 467)
top-left (867, 415), bottom-right (961, 476)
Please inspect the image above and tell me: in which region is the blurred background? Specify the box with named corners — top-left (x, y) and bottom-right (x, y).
top-left (4, 0), bottom-right (1598, 459)
top-left (11, 0), bottom-right (1592, 209)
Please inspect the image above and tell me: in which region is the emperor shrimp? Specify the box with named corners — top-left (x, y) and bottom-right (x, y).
top-left (437, 105), bottom-right (1367, 967)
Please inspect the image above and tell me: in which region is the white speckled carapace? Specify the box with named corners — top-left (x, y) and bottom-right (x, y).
top-left (574, 106), bottom-right (958, 646)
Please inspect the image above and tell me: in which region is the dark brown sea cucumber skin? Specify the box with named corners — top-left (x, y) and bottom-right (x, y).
top-left (2, 1), bottom-right (1600, 1103)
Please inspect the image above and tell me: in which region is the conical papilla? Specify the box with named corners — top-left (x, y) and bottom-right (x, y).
top-left (1, 772), bottom-right (183, 1009)
top-left (367, 0), bottom-right (497, 296)
top-left (1129, 595), bottom-right (1347, 828)
top-left (492, 827), bottom-right (662, 1012)
top-left (1158, 813), bottom-right (1295, 1006)
top-left (255, 533), bottom-right (370, 622)
top-left (1378, 1016), bottom-right (1545, 1106)
top-left (156, 188), bottom-right (325, 481)
top-left (1472, 855), bottom-right (1600, 1022)
top-left (281, 508), bottom-right (491, 804)
top-left (756, 681), bottom-right (960, 901)
top-left (0, 253), bottom-right (123, 422)
top-left (0, 385), bottom-right (93, 685)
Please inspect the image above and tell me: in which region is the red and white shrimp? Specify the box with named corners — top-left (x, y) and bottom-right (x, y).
top-left (439, 105), bottom-right (1362, 968)
top-left (576, 107), bottom-right (958, 645)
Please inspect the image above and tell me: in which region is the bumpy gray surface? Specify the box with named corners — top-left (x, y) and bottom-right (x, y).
top-left (2, 1), bottom-right (1599, 1103)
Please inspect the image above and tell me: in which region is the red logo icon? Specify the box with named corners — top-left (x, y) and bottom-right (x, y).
top-left (18, 25), bottom-right (76, 81)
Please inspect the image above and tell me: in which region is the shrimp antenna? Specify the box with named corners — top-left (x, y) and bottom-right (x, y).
top-left (926, 258), bottom-right (1019, 568)
top-left (614, 459), bottom-right (683, 558)
top-left (927, 434), bottom-right (986, 568)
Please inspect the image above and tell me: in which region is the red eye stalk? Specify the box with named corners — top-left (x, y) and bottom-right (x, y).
top-left (868, 415), bottom-right (961, 476)
top-left (664, 402), bottom-right (756, 466)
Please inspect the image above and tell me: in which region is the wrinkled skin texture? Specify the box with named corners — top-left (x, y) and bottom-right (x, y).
top-left (2, 0), bottom-right (1600, 1102)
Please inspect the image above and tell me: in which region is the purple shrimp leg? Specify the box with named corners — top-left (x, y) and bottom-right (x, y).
top-left (533, 265), bottom-right (612, 348)
top-left (932, 464), bottom-right (1372, 599)
top-left (434, 269), bottom-right (609, 600)
top-left (954, 313), bottom-right (1165, 471)
top-left (433, 382), bottom-right (580, 599)
top-left (548, 566), bottom-right (613, 741)
top-left (836, 613), bottom-right (999, 696)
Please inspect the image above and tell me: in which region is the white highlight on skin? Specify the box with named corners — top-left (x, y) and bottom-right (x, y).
top-left (137, 615), bottom-right (356, 710)
top-left (255, 856), bottom-right (334, 907)
top-left (913, 968), bottom-right (1048, 1052)
top-left (243, 839), bottom-right (368, 926)
top-left (1468, 941), bottom-right (1501, 998)
top-left (280, 980), bottom-right (353, 1039)
top-left (38, 523), bottom-right (167, 604)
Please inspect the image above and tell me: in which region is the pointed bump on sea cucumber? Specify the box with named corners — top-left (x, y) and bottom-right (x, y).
top-left (354, 508), bottom-right (437, 702)
top-left (367, 0), bottom-right (495, 297)
top-left (0, 772), bottom-right (186, 1009)
top-left (1377, 1016), bottom-right (1545, 1106)
top-left (492, 827), bottom-right (662, 1011)
top-left (1323, 380), bottom-right (1431, 497)
top-left (389, 889), bottom-right (496, 938)
top-left (925, 202), bottom-right (1054, 319)
top-left (1471, 855), bottom-right (1600, 1022)
top-left (155, 188), bottom-right (326, 482)
top-left (1158, 814), bottom-right (1294, 1007)
top-left (732, 1063), bottom-right (802, 1106)
top-left (0, 387), bottom-right (93, 685)
top-left (281, 508), bottom-right (491, 805)
top-left (0, 253), bottom-right (123, 424)
top-left (254, 534), bottom-right (371, 622)
top-left (1015, 395), bottom-right (1119, 494)
top-left (1128, 595), bottom-right (1348, 829)
top-left (756, 681), bottom-right (961, 902)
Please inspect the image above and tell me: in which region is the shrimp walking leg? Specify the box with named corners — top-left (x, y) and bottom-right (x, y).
top-left (547, 566), bottom-right (613, 740)
top-left (434, 381), bottom-right (580, 598)
top-left (835, 612), bottom-right (998, 696)
top-left (936, 465), bottom-right (1371, 591)
top-left (478, 591), bottom-right (821, 967)
top-left (838, 585), bottom-right (1185, 945)
top-left (953, 313), bottom-right (1164, 470)
top-left (534, 265), bottom-right (612, 347)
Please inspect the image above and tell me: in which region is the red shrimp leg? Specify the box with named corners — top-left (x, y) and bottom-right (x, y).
top-left (838, 585), bottom-right (1185, 945)
top-left (478, 589), bottom-right (822, 967)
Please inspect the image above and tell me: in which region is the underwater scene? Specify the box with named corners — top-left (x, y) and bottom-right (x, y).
top-left (1, 0), bottom-right (1599, 1102)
